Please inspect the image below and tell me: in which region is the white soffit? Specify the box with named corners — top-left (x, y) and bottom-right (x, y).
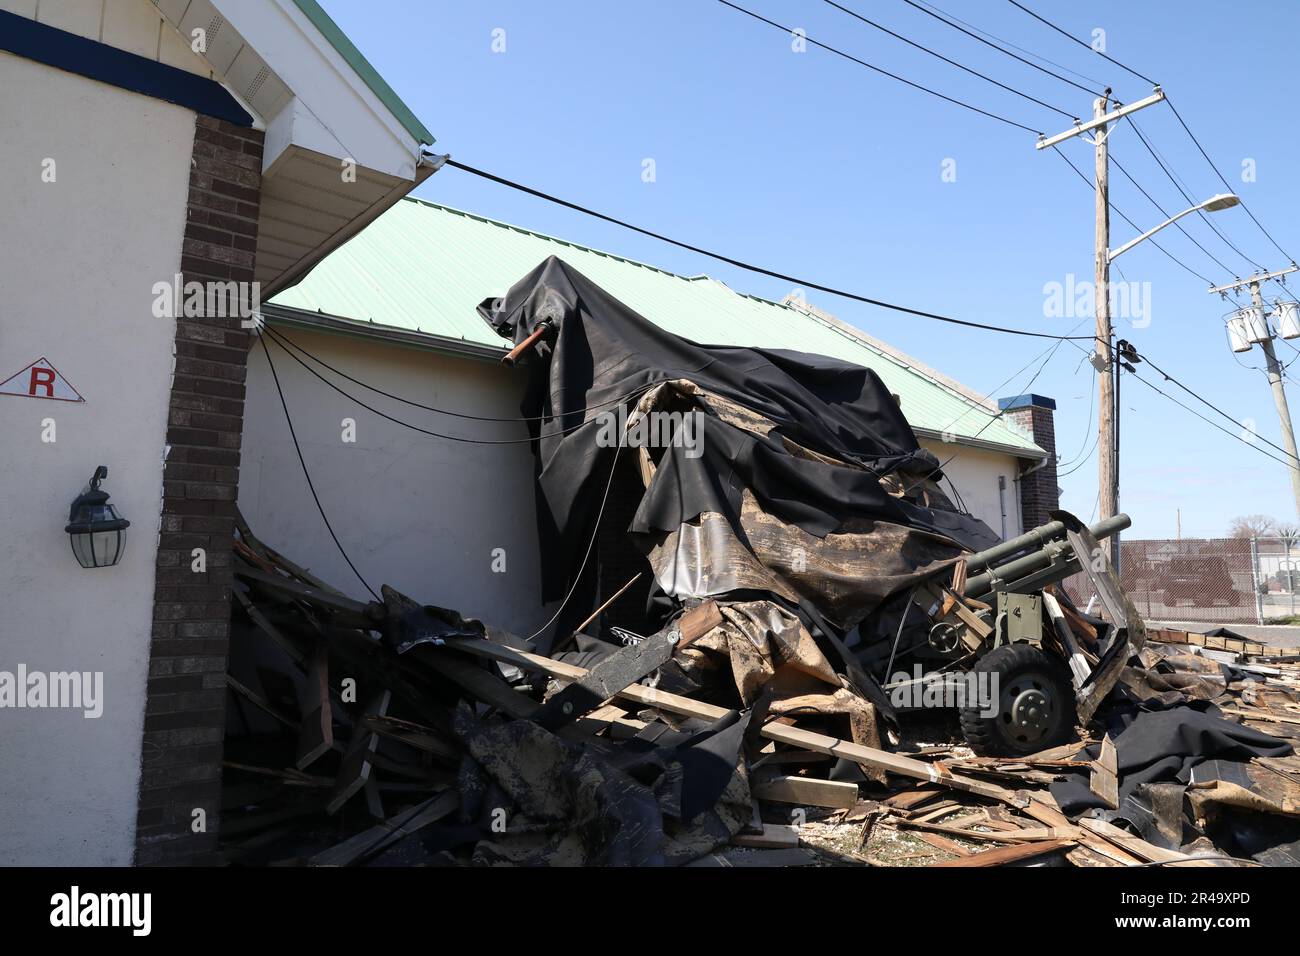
top-left (152, 0), bottom-right (432, 294)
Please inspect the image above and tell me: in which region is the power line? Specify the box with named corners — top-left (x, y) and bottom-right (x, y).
top-left (898, 0), bottom-right (1104, 96)
top-left (1133, 348), bottom-right (1300, 464)
top-left (256, 330), bottom-right (380, 601)
top-left (902, 332), bottom-right (1069, 495)
top-left (445, 159), bottom-right (1097, 342)
top-left (1108, 150), bottom-right (1238, 278)
top-left (821, 0), bottom-right (1077, 120)
top-left (1126, 366), bottom-right (1298, 469)
top-left (262, 326), bottom-right (646, 444)
top-left (715, 0), bottom-right (1044, 134)
top-left (1125, 114), bottom-right (1266, 273)
top-left (1051, 145), bottom-right (1219, 288)
top-left (1056, 429), bottom-right (1098, 478)
top-left (264, 324), bottom-right (652, 426)
top-left (1002, 0), bottom-right (1295, 267)
top-left (1004, 0), bottom-right (1159, 86)
top-left (1166, 96), bottom-right (1296, 265)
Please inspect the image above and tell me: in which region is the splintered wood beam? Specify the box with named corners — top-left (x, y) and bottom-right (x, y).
top-left (1088, 734), bottom-right (1119, 810)
top-left (295, 641), bottom-right (333, 770)
top-left (929, 838), bottom-right (1074, 867)
top-left (310, 791), bottom-right (460, 867)
top-left (1077, 818), bottom-right (1220, 866)
top-left (752, 775), bottom-right (859, 810)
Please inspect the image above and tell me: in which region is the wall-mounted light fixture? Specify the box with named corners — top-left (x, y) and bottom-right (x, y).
top-left (65, 466), bottom-right (130, 568)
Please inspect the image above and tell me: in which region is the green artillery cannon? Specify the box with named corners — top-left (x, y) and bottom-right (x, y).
top-left (883, 511), bottom-right (1144, 756)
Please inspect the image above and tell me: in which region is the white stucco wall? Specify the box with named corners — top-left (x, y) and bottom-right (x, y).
top-left (240, 329), bottom-right (554, 635)
top-left (919, 440), bottom-right (1026, 541)
top-left (0, 53), bottom-right (195, 864)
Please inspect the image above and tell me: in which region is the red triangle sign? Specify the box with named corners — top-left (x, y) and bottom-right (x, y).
top-left (0, 357), bottom-right (85, 403)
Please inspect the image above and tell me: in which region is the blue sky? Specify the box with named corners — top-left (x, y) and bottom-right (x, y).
top-left (321, 0), bottom-right (1300, 539)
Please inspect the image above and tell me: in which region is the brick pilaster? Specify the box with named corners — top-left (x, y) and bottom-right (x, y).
top-left (998, 394), bottom-right (1059, 533)
top-left (135, 115), bottom-right (263, 865)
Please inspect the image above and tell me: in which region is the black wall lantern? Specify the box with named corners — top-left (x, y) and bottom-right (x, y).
top-left (65, 466), bottom-right (130, 568)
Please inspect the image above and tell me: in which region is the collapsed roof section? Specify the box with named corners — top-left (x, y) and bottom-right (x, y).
top-left (479, 256), bottom-right (1000, 647)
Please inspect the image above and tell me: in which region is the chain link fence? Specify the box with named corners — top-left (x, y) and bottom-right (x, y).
top-left (1063, 536), bottom-right (1300, 626)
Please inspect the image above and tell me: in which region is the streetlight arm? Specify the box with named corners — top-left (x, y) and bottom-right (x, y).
top-left (1108, 194), bottom-right (1239, 263)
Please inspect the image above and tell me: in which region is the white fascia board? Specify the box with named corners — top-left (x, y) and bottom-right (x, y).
top-left (211, 0), bottom-right (422, 181)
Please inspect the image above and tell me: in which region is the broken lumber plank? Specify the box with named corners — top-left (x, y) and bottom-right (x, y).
top-left (1222, 707), bottom-right (1300, 726)
top-left (930, 838), bottom-right (1074, 867)
top-left (1089, 734), bottom-right (1119, 810)
top-left (361, 714), bottom-right (460, 761)
top-left (234, 565), bottom-right (380, 625)
top-left (732, 824), bottom-right (801, 849)
top-left (311, 791), bottom-right (459, 866)
top-left (326, 690), bottom-right (390, 815)
top-left (425, 649), bottom-right (539, 720)
top-left (913, 831), bottom-right (973, 857)
top-left (296, 641), bottom-right (333, 770)
top-left (753, 775), bottom-right (859, 810)
top-left (895, 818), bottom-right (1081, 843)
top-left (1077, 818), bottom-right (1219, 866)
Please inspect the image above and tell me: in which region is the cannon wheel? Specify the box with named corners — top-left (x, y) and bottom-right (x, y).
top-left (959, 644), bottom-right (1073, 756)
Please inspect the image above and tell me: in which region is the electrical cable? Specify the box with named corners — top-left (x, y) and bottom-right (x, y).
top-left (1166, 96), bottom-right (1296, 265)
top-left (263, 327), bottom-right (653, 445)
top-left (1125, 366), bottom-right (1297, 469)
top-left (1001, 1), bottom-right (1295, 267)
top-left (715, 0), bottom-right (1045, 134)
top-left (256, 330), bottom-right (381, 601)
top-left (1005, 0), bottom-right (1159, 86)
top-left (1126, 115), bottom-right (1266, 274)
top-left (821, 0), bottom-right (1078, 119)
top-left (1052, 145), bottom-right (1220, 288)
top-left (523, 437), bottom-right (626, 642)
top-left (898, 0), bottom-right (1105, 95)
top-left (1134, 350), bottom-right (1300, 463)
top-left (263, 323), bottom-right (655, 426)
top-left (1109, 150), bottom-right (1239, 278)
top-left (444, 159), bottom-right (1097, 342)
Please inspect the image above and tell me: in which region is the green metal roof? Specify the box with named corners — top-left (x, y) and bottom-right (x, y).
top-left (269, 198), bottom-right (1042, 457)
top-left (292, 0), bottom-right (435, 146)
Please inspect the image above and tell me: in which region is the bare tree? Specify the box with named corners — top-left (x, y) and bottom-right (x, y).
top-left (1275, 522), bottom-right (1300, 545)
top-left (1229, 514), bottom-right (1276, 538)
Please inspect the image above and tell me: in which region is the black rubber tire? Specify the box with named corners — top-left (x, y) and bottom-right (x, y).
top-left (959, 643), bottom-right (1073, 756)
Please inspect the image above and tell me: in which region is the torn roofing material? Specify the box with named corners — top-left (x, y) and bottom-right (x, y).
top-left (478, 256), bottom-right (1000, 640)
top-left (268, 198), bottom-right (1044, 459)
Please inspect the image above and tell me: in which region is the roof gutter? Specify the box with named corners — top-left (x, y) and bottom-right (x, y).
top-left (261, 303), bottom-right (508, 363)
top-left (914, 427), bottom-right (1047, 461)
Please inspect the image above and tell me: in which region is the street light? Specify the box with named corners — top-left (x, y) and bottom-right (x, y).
top-left (1109, 194), bottom-right (1239, 262)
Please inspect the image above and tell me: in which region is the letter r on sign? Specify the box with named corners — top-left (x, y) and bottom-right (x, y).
top-left (30, 367), bottom-right (55, 397)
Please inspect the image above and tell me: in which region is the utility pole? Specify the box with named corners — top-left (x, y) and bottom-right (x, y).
top-left (1093, 94), bottom-right (1116, 565)
top-left (1038, 88), bottom-right (1166, 564)
top-left (1211, 266), bottom-right (1300, 521)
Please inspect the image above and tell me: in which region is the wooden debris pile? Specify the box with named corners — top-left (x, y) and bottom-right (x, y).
top-left (219, 513), bottom-right (1300, 867)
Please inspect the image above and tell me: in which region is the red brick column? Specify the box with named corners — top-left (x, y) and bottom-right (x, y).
top-left (135, 115), bottom-right (263, 865)
top-left (998, 394), bottom-right (1059, 534)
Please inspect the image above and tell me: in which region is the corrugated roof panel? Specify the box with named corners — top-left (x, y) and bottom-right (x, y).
top-left (270, 199), bottom-right (1040, 454)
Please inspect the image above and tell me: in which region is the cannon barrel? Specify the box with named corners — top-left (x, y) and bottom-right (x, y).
top-left (962, 513), bottom-right (1130, 599)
